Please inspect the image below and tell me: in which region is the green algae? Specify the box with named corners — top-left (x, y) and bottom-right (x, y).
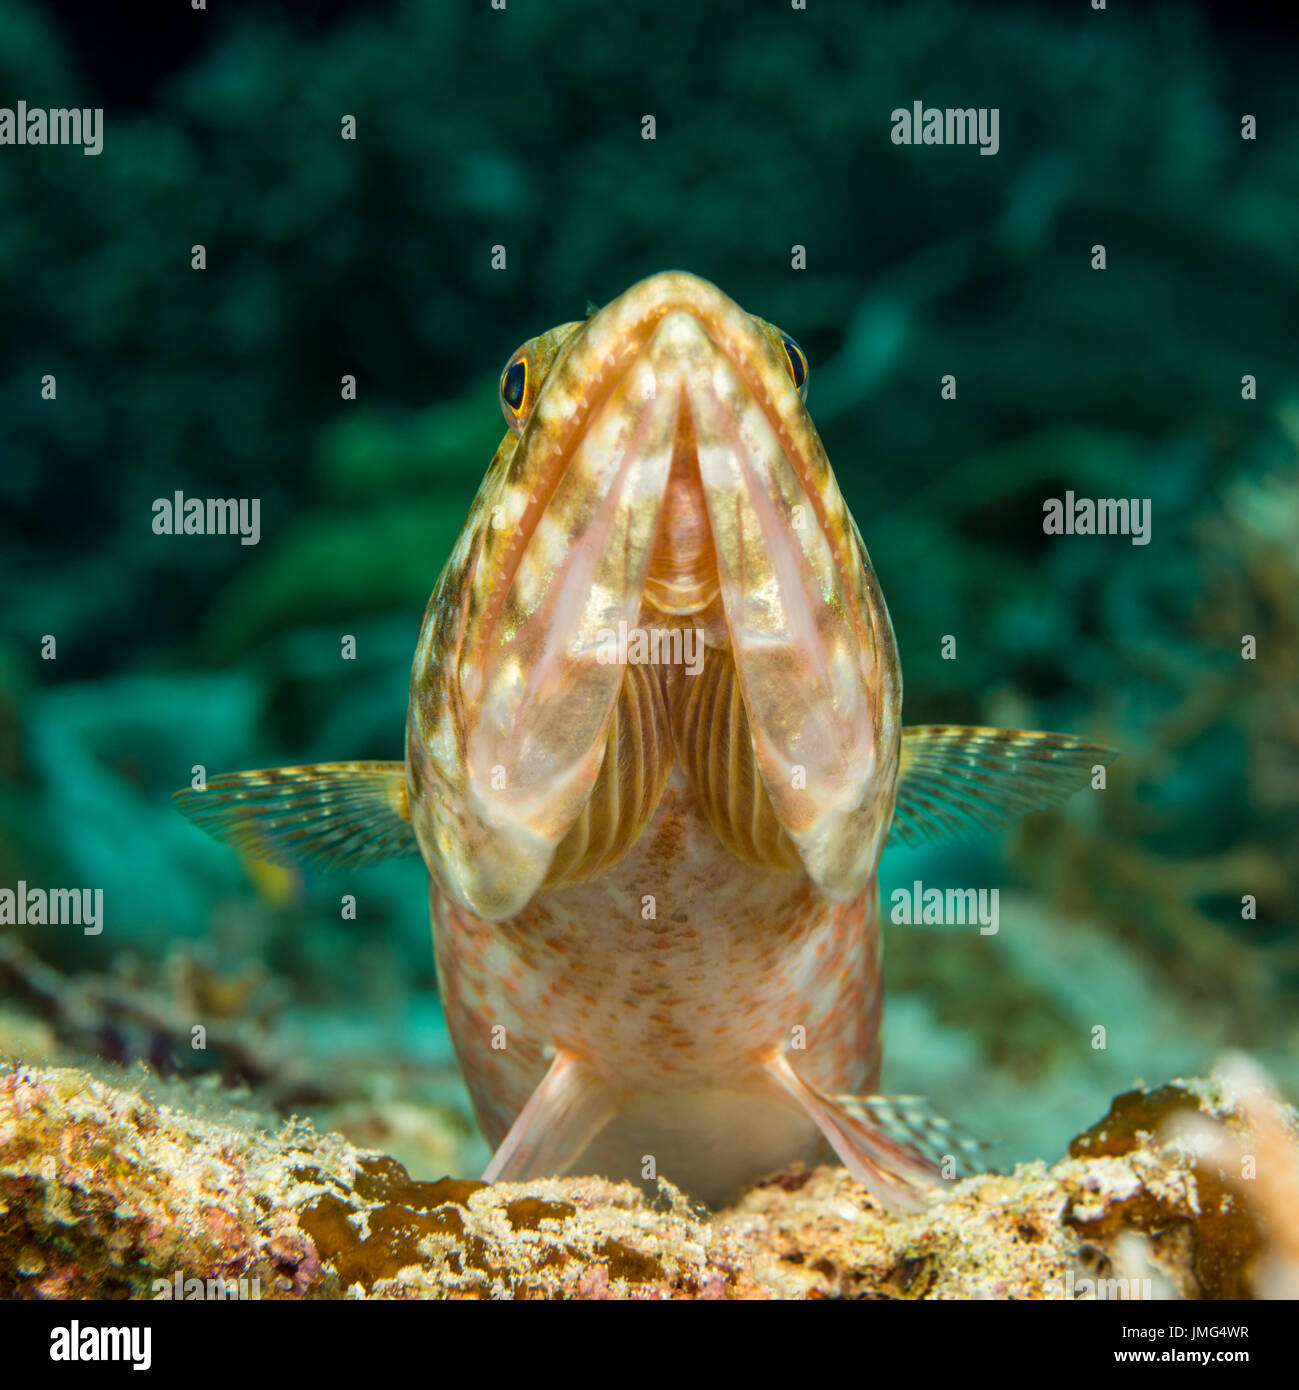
top-left (1066, 1084), bottom-right (1264, 1299)
top-left (1069, 1084), bottom-right (1201, 1160)
top-left (353, 1155), bottom-right (487, 1211)
top-left (504, 1197), bottom-right (576, 1231)
top-left (298, 1157), bottom-right (490, 1293)
top-left (591, 1238), bottom-right (665, 1284)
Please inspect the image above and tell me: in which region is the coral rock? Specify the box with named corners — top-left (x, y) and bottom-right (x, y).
top-left (1, 1063), bottom-right (1294, 1300)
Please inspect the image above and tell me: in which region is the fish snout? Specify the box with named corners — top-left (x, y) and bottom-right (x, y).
top-left (413, 273), bottom-right (902, 918)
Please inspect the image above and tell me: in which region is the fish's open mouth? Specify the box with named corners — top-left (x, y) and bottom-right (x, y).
top-left (434, 273), bottom-right (901, 918)
top-left (479, 284), bottom-right (863, 650)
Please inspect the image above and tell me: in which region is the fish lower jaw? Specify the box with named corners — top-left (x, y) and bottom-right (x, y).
top-left (639, 577), bottom-right (723, 621)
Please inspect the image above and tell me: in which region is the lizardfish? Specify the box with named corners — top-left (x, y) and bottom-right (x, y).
top-left (176, 271), bottom-right (1114, 1211)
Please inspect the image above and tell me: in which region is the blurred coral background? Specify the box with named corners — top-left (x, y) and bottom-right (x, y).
top-left (1, 0), bottom-right (1295, 1179)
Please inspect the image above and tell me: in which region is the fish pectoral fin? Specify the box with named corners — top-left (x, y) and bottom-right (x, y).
top-left (887, 725), bottom-right (1119, 850)
top-left (482, 1050), bottom-right (619, 1183)
top-left (173, 761), bottom-right (417, 870)
top-left (764, 1053), bottom-right (976, 1213)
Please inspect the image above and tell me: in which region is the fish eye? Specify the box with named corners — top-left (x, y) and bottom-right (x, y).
top-left (779, 332), bottom-right (809, 398)
top-left (500, 354), bottom-right (528, 426)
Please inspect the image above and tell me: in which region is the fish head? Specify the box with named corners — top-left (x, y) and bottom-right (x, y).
top-left (407, 271), bottom-right (901, 919)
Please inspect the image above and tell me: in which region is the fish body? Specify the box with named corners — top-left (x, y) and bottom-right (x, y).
top-left (430, 784), bottom-right (882, 1205)
top-left (178, 272), bottom-right (1113, 1210)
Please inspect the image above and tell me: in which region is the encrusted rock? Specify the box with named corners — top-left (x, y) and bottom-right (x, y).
top-left (1, 1061), bottom-right (1294, 1300)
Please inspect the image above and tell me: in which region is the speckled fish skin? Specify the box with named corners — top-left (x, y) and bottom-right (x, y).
top-left (407, 272), bottom-right (902, 1205)
top-left (176, 271), bottom-right (1113, 1212)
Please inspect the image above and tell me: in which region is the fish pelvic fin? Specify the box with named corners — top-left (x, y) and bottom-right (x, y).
top-left (888, 725), bottom-right (1118, 849)
top-left (765, 1053), bottom-right (977, 1214)
top-left (481, 1050), bottom-right (619, 1184)
top-left (173, 761), bottom-right (418, 870)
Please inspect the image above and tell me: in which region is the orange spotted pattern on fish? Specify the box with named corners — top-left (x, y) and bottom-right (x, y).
top-left (176, 272), bottom-right (1115, 1211)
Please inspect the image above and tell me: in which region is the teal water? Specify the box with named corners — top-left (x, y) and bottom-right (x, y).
top-left (1, 0), bottom-right (1295, 1179)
